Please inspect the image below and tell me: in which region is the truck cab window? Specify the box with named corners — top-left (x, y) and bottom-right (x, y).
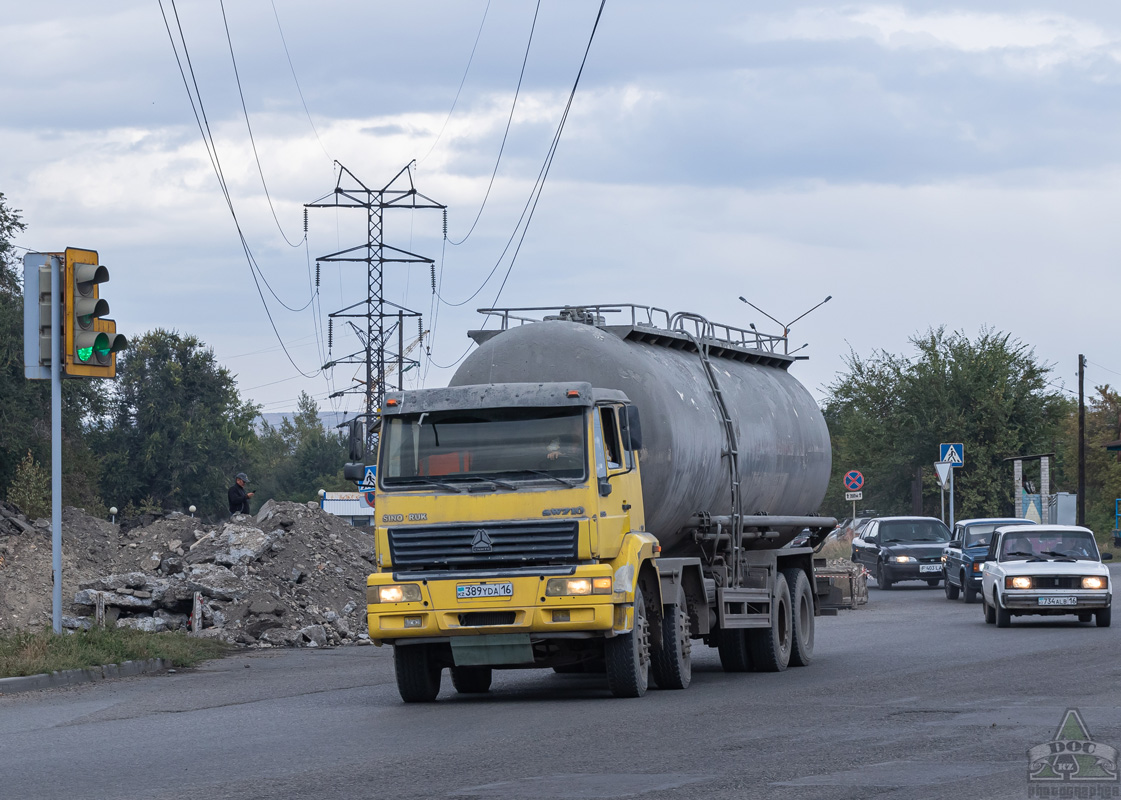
top-left (599, 406), bottom-right (623, 470)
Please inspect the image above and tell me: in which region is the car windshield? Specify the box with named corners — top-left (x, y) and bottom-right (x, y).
top-left (380, 406), bottom-right (587, 488)
top-left (879, 520), bottom-right (950, 543)
top-left (999, 531), bottom-right (1099, 562)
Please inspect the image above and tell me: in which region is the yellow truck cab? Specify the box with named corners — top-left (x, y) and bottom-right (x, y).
top-left (368, 381), bottom-right (661, 700)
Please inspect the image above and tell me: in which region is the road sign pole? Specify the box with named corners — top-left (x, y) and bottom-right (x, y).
top-left (852, 498), bottom-right (856, 520)
top-left (940, 485), bottom-right (945, 524)
top-left (948, 465), bottom-right (955, 530)
top-left (50, 257), bottom-right (62, 634)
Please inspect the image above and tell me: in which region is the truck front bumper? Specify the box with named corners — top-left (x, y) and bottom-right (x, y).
top-left (367, 569), bottom-right (621, 642)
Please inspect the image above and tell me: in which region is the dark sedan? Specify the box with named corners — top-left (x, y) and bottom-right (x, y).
top-left (852, 516), bottom-right (952, 589)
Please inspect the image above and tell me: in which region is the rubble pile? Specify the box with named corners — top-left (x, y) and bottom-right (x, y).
top-left (0, 499), bottom-right (378, 648)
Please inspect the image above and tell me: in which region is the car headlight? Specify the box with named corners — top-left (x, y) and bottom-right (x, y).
top-left (368, 583), bottom-right (423, 604)
top-left (545, 577), bottom-right (613, 597)
top-left (1006, 576), bottom-right (1032, 589)
top-left (1082, 576), bottom-right (1108, 590)
top-left (891, 556), bottom-right (917, 564)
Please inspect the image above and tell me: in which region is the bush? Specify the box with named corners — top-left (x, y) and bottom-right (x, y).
top-left (6, 450), bottom-right (49, 520)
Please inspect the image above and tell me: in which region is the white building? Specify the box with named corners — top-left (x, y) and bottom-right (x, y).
top-left (320, 492), bottom-right (375, 527)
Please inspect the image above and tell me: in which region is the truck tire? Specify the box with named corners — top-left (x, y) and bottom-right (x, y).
top-left (944, 574), bottom-right (959, 600)
top-left (651, 585), bottom-right (692, 690)
top-left (877, 562), bottom-right (893, 590)
top-left (962, 577), bottom-right (979, 604)
top-left (749, 572), bottom-right (792, 672)
top-left (716, 629), bottom-right (752, 673)
top-left (605, 585), bottom-right (650, 698)
top-left (1097, 607), bottom-right (1112, 628)
top-left (394, 644), bottom-right (442, 703)
top-left (450, 666), bottom-right (492, 694)
top-left (782, 568), bottom-right (814, 667)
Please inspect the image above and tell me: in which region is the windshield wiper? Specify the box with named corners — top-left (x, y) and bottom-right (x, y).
top-left (459, 477), bottom-right (519, 492)
top-left (1041, 550), bottom-right (1078, 562)
top-left (912, 538), bottom-right (942, 542)
top-left (390, 477), bottom-right (465, 493)
top-left (1005, 550), bottom-right (1043, 561)
top-left (884, 538), bottom-right (907, 543)
top-left (517, 470), bottom-right (581, 487)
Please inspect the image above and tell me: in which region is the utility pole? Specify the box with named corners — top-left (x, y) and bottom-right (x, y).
top-left (306, 163), bottom-right (445, 452)
top-left (1078, 353), bottom-right (1086, 526)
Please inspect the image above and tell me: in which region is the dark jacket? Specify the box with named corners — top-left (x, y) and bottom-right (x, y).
top-left (228, 483), bottom-right (250, 515)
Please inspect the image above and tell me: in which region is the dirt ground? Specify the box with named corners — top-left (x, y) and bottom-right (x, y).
top-left (0, 499), bottom-right (377, 648)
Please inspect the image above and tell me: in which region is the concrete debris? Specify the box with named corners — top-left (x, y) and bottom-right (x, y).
top-left (0, 500), bottom-right (376, 650)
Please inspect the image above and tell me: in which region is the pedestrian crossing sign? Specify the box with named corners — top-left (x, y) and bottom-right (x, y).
top-left (940, 443), bottom-right (964, 467)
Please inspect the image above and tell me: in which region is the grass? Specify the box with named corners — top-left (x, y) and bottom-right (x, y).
top-left (0, 627), bottom-right (232, 679)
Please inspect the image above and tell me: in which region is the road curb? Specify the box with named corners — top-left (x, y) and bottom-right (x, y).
top-left (0, 658), bottom-right (169, 695)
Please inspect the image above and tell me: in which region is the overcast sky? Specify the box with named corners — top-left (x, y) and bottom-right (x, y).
top-left (4, 1), bottom-right (1120, 425)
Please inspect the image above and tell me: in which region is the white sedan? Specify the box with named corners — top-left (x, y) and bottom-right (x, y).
top-left (980, 524), bottom-right (1113, 628)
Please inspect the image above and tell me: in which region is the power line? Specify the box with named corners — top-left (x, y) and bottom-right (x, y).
top-left (434, 0), bottom-right (607, 316)
top-left (419, 0), bottom-right (491, 166)
top-left (220, 0), bottom-right (304, 248)
top-left (159, 0), bottom-right (319, 379)
top-left (446, 1), bottom-right (541, 246)
top-left (270, 0), bottom-right (332, 161)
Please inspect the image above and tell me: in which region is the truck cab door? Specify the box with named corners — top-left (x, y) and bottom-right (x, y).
top-left (591, 404), bottom-right (642, 557)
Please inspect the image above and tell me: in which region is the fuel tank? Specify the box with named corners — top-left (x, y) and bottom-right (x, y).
top-left (450, 314), bottom-right (831, 552)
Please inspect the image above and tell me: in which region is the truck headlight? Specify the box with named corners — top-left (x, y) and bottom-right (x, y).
top-left (1006, 576), bottom-right (1032, 589)
top-left (368, 583), bottom-right (422, 604)
top-left (891, 556), bottom-right (916, 564)
top-left (546, 577), bottom-right (613, 596)
top-left (1082, 576), bottom-right (1107, 590)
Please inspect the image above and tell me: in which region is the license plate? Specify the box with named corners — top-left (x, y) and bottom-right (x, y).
top-left (456, 583), bottom-right (514, 600)
top-left (919, 564), bottom-right (941, 573)
top-left (1038, 596), bottom-right (1078, 606)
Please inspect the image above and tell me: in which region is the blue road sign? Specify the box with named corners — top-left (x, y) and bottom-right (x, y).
top-left (843, 470), bottom-right (865, 491)
top-left (940, 443), bottom-right (964, 468)
top-left (362, 465), bottom-right (377, 508)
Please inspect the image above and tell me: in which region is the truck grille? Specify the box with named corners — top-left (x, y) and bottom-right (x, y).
top-left (387, 521), bottom-right (579, 571)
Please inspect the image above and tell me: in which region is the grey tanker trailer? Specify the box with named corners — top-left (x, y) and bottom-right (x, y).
top-left (365, 304), bottom-right (839, 701)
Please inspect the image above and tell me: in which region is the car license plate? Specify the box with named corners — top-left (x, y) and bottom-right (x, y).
top-left (919, 564), bottom-right (941, 573)
top-left (1038, 596), bottom-right (1078, 606)
top-left (456, 583), bottom-right (513, 600)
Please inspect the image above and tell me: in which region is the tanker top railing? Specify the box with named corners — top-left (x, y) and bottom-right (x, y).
top-left (476, 304), bottom-right (788, 354)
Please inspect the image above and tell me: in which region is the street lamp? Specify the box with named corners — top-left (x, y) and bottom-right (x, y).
top-left (738, 295), bottom-right (832, 354)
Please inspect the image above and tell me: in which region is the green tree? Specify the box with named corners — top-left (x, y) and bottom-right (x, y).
top-left (6, 450), bottom-right (50, 519)
top-left (823, 327), bottom-right (1071, 519)
top-left (92, 329), bottom-right (260, 516)
top-left (252, 392), bottom-right (348, 503)
top-left (0, 192), bottom-right (106, 512)
top-left (1057, 385), bottom-right (1121, 537)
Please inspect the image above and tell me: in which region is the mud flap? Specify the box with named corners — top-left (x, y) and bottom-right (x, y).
top-left (450, 634), bottom-right (534, 666)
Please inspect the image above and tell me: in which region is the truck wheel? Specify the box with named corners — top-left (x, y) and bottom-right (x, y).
top-left (983, 594), bottom-right (995, 624)
top-left (944, 574), bottom-right (959, 600)
top-left (605, 585), bottom-right (650, 698)
top-left (877, 562), bottom-right (893, 590)
top-left (782, 568), bottom-right (814, 667)
top-left (394, 644), bottom-right (442, 703)
top-left (963, 577), bottom-right (979, 604)
top-left (716, 629), bottom-right (752, 673)
top-left (450, 666), bottom-right (492, 694)
top-left (749, 572), bottom-right (792, 672)
top-left (651, 586), bottom-right (692, 690)
top-left (1097, 607), bottom-right (1112, 628)
top-left (995, 594), bottom-right (1012, 628)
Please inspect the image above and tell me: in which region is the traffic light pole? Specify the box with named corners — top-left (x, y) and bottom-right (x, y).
top-left (50, 258), bottom-right (62, 634)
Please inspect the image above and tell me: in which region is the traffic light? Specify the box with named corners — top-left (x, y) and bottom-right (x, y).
top-left (63, 247), bottom-right (128, 377)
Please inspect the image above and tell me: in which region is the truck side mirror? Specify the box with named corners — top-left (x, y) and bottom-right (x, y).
top-left (623, 405), bottom-right (643, 451)
top-left (347, 418), bottom-right (366, 461)
top-left (343, 462), bottom-right (366, 483)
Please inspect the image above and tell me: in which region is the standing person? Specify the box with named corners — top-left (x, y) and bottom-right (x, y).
top-left (228, 472), bottom-right (254, 516)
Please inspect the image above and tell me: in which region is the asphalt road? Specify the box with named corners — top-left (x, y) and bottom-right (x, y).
top-left (5, 567), bottom-right (1121, 800)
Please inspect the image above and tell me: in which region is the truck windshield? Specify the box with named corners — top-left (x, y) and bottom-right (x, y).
top-left (379, 407), bottom-right (587, 488)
